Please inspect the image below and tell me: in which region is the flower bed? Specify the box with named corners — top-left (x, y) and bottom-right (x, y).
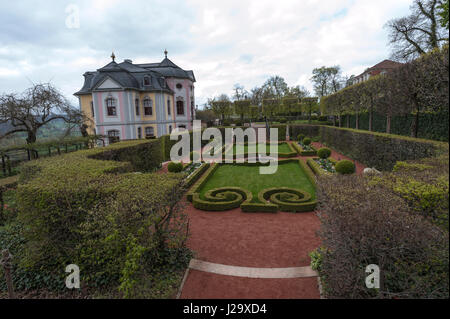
top-left (291, 142), bottom-right (317, 156)
top-left (307, 157), bottom-right (338, 176)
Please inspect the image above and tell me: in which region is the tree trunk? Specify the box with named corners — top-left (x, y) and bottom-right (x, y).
top-left (386, 114), bottom-right (391, 134)
top-left (412, 110), bottom-right (419, 138)
top-left (369, 106), bottom-right (373, 132)
top-left (355, 113), bottom-right (359, 130)
top-left (346, 115), bottom-right (350, 128)
top-left (338, 114), bottom-right (342, 127)
top-left (26, 130), bottom-right (37, 144)
top-left (333, 116), bottom-right (336, 126)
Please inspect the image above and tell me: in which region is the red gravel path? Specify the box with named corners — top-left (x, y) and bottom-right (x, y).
top-left (180, 270), bottom-right (320, 299)
top-left (184, 206), bottom-right (320, 268)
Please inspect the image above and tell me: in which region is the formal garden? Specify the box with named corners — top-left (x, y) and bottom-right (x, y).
top-left (0, 45), bottom-right (448, 299)
top-left (0, 121), bottom-right (448, 298)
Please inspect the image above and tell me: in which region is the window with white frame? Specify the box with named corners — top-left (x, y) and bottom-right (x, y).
top-left (143, 98), bottom-right (153, 116)
top-left (105, 97), bottom-right (117, 116)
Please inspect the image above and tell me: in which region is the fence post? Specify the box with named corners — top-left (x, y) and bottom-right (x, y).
top-left (57, 146), bottom-right (61, 155)
top-left (1, 156), bottom-right (5, 177)
top-left (0, 249), bottom-right (15, 299)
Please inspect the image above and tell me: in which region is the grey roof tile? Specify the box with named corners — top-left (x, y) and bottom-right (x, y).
top-left (74, 57), bottom-right (194, 95)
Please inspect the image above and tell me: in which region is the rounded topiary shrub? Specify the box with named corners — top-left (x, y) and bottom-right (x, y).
top-left (167, 161), bottom-right (183, 173)
top-left (303, 137), bottom-right (311, 146)
top-left (335, 160), bottom-right (355, 174)
top-left (317, 147), bottom-right (331, 159)
top-left (297, 134), bottom-right (305, 142)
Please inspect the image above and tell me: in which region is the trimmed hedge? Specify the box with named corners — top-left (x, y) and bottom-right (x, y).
top-left (167, 161), bottom-right (183, 172)
top-left (14, 140), bottom-right (189, 292)
top-left (307, 157), bottom-right (337, 176)
top-left (290, 124), bottom-right (448, 170)
top-left (291, 142), bottom-right (317, 156)
top-left (222, 142), bottom-right (297, 159)
top-left (188, 159), bottom-right (317, 213)
top-left (184, 162), bottom-right (210, 188)
top-left (317, 147), bottom-right (331, 159)
top-left (290, 124), bottom-right (320, 141)
top-left (335, 159), bottom-right (355, 174)
top-left (191, 187), bottom-right (252, 211)
top-left (257, 187), bottom-right (316, 212)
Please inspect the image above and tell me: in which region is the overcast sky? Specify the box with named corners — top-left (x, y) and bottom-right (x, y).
top-left (0, 0), bottom-right (412, 108)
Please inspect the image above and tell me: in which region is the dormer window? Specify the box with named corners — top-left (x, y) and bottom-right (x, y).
top-left (144, 76), bottom-right (151, 86)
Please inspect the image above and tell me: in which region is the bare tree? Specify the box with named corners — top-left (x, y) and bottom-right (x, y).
top-left (386, 0), bottom-right (448, 61)
top-left (0, 83), bottom-right (86, 144)
top-left (232, 84), bottom-right (249, 101)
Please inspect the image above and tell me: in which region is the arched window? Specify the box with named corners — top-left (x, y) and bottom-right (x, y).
top-left (145, 126), bottom-right (155, 138)
top-left (176, 100), bottom-right (184, 115)
top-left (143, 98), bottom-right (153, 116)
top-left (105, 97), bottom-right (117, 116)
top-left (135, 98), bottom-right (140, 116)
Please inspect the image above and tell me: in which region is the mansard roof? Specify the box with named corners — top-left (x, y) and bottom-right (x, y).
top-left (74, 56), bottom-right (195, 96)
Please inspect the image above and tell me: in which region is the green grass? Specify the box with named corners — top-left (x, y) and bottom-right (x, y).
top-left (198, 161), bottom-right (316, 203)
top-left (225, 143), bottom-right (292, 155)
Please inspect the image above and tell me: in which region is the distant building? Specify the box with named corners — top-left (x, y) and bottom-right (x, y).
top-left (350, 59), bottom-right (404, 85)
top-left (74, 50), bottom-right (196, 144)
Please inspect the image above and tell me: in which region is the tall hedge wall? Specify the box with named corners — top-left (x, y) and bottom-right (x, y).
top-left (289, 124), bottom-right (448, 171)
top-left (339, 110), bottom-right (449, 142)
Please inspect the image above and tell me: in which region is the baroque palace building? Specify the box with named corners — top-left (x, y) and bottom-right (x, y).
top-left (74, 50), bottom-right (196, 143)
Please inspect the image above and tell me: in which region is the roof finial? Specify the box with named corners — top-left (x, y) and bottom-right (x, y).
top-left (111, 51), bottom-right (116, 62)
top-left (164, 49), bottom-right (168, 58)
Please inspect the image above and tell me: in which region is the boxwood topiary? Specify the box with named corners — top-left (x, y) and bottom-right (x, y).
top-left (303, 137), bottom-right (311, 146)
top-left (167, 161), bottom-right (183, 172)
top-left (335, 159), bottom-right (355, 174)
top-left (317, 147), bottom-right (331, 159)
top-left (297, 134), bottom-right (305, 142)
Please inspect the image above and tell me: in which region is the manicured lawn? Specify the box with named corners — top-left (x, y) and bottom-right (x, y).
top-left (224, 143), bottom-right (293, 155)
top-left (198, 161), bottom-right (316, 203)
